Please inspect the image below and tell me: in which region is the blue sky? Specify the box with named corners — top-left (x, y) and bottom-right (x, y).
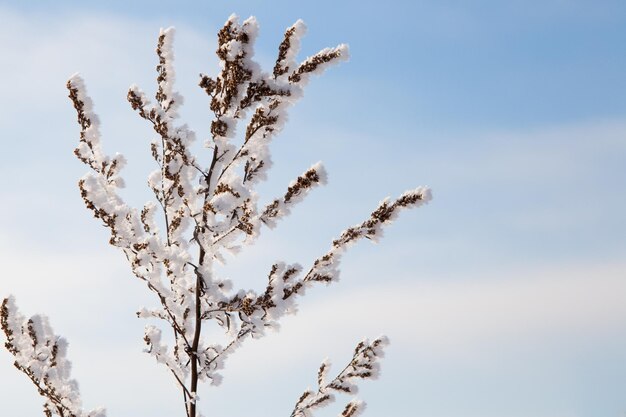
top-left (0, 1), bottom-right (625, 417)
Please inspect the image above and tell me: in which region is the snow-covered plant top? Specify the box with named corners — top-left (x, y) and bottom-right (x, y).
top-left (2, 14), bottom-right (431, 417)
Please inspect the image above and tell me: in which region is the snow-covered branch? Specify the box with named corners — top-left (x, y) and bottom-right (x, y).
top-left (1, 297), bottom-right (105, 417)
top-left (259, 162), bottom-right (327, 229)
top-left (290, 337), bottom-right (388, 417)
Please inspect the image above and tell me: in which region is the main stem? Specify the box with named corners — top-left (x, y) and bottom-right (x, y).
top-left (187, 133), bottom-right (219, 417)
top-left (189, 247), bottom-right (205, 417)
top-left (187, 127), bottom-right (218, 417)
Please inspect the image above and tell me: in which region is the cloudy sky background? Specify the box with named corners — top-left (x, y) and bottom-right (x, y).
top-left (0, 1), bottom-right (625, 417)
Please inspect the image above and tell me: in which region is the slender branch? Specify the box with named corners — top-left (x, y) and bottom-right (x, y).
top-left (206, 328), bottom-right (251, 368)
top-left (158, 136), bottom-right (172, 247)
top-left (168, 366), bottom-right (192, 412)
top-left (133, 272), bottom-right (193, 350)
top-left (20, 369), bottom-right (73, 417)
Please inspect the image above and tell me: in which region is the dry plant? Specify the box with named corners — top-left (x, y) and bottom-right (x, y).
top-left (2, 14), bottom-right (431, 417)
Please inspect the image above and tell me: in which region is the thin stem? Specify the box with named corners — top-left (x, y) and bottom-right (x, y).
top-left (206, 328), bottom-right (251, 368)
top-left (216, 106), bottom-right (276, 184)
top-left (160, 135), bottom-right (172, 246)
